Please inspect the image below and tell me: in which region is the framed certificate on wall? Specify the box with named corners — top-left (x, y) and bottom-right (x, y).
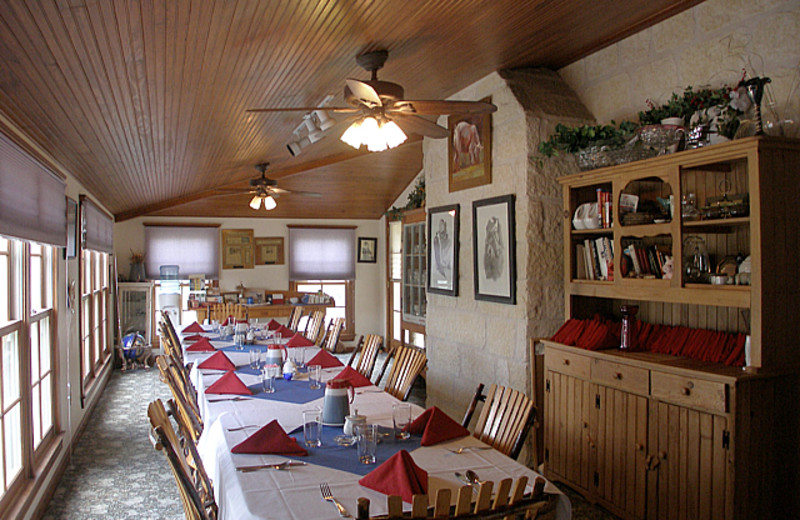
top-left (255, 237), bottom-right (285, 265)
top-left (221, 229), bottom-right (254, 269)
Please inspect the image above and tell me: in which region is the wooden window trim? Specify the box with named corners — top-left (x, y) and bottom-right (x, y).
top-left (289, 280), bottom-right (355, 342)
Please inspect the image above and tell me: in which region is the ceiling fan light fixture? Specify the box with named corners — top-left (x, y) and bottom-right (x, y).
top-left (249, 194), bottom-right (262, 210)
top-left (340, 116), bottom-right (407, 152)
top-left (263, 195), bottom-right (277, 211)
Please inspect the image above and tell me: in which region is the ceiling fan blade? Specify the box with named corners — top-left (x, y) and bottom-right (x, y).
top-left (388, 99), bottom-right (497, 115)
top-left (246, 106), bottom-right (357, 113)
top-left (277, 188), bottom-right (323, 197)
top-left (393, 114), bottom-right (449, 139)
top-left (345, 79), bottom-right (382, 108)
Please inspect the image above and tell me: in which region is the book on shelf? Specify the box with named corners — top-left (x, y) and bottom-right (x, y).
top-left (622, 243), bottom-right (670, 279)
top-left (596, 189), bottom-right (613, 228)
top-left (576, 237), bottom-right (614, 281)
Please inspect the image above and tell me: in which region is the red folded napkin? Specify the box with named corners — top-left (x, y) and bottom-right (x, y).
top-left (186, 337), bottom-right (215, 352)
top-left (184, 334), bottom-right (205, 341)
top-left (359, 450), bottom-right (427, 503)
top-left (404, 406), bottom-right (470, 446)
top-left (286, 333), bottom-right (314, 348)
top-left (267, 319), bottom-right (281, 331)
top-left (276, 325), bottom-right (294, 337)
top-left (331, 366), bottom-right (372, 388)
top-left (231, 420), bottom-right (308, 455)
top-left (205, 370), bottom-right (252, 395)
top-left (197, 351), bottom-right (236, 371)
top-left (182, 322), bottom-right (204, 333)
top-left (305, 350), bottom-right (343, 369)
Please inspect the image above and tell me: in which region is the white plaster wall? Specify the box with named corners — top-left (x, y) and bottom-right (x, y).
top-left (113, 216), bottom-right (386, 339)
top-left (559, 0), bottom-right (800, 126)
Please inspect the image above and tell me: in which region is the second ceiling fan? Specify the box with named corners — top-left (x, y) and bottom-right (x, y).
top-left (248, 50), bottom-right (496, 152)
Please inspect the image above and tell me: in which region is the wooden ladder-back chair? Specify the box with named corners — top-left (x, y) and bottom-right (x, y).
top-left (461, 383), bottom-right (536, 460)
top-left (364, 475), bottom-right (558, 519)
top-left (378, 344), bottom-right (427, 401)
top-left (288, 306), bottom-right (303, 331)
top-left (148, 399), bottom-right (218, 520)
top-left (321, 317), bottom-right (345, 353)
top-left (304, 310), bottom-right (325, 343)
top-left (159, 321), bottom-right (184, 366)
top-left (156, 356), bottom-right (203, 443)
top-left (209, 302), bottom-right (246, 324)
top-left (157, 327), bottom-right (197, 402)
top-left (347, 334), bottom-right (383, 380)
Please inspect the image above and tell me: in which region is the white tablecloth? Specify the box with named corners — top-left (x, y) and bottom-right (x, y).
top-left (181, 334), bottom-right (571, 519)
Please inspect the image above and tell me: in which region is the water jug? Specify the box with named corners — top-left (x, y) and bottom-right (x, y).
top-left (322, 379), bottom-right (354, 426)
top-left (265, 344), bottom-right (287, 368)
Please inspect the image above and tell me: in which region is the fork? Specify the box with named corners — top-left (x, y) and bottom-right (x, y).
top-left (320, 482), bottom-right (351, 517)
top-left (447, 446), bottom-right (493, 454)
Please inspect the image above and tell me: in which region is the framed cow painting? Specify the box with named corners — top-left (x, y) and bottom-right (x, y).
top-left (448, 96), bottom-right (492, 192)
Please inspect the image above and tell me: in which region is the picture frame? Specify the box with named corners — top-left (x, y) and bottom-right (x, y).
top-left (358, 237), bottom-right (377, 263)
top-left (448, 96), bottom-right (492, 192)
top-left (221, 229), bottom-right (254, 269)
top-left (254, 237), bottom-right (285, 265)
top-left (221, 292), bottom-right (239, 304)
top-left (472, 194), bottom-right (516, 304)
top-left (427, 204), bottom-right (459, 296)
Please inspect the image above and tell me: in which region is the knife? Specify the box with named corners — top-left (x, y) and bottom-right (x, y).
top-left (237, 461), bottom-right (307, 472)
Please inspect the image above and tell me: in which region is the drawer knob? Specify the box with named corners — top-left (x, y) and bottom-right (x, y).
top-left (563, 359), bottom-right (570, 366)
top-left (613, 372), bottom-right (623, 380)
top-left (635, 443), bottom-right (644, 452)
top-left (682, 387), bottom-right (691, 396)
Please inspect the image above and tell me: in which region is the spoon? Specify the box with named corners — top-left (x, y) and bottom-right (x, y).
top-left (466, 470), bottom-right (483, 487)
top-left (227, 424), bottom-right (259, 431)
top-left (454, 472), bottom-right (479, 495)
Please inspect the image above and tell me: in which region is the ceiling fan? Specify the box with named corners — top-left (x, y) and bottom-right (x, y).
top-left (247, 50), bottom-right (496, 152)
top-left (239, 162), bottom-right (322, 211)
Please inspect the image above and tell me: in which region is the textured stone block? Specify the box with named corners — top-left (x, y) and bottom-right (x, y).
top-left (586, 44), bottom-right (619, 80)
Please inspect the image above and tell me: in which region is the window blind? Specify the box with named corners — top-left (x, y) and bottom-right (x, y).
top-left (81, 196), bottom-right (114, 253)
top-left (0, 132), bottom-right (66, 246)
top-left (288, 227), bottom-right (355, 280)
top-left (144, 224), bottom-right (220, 279)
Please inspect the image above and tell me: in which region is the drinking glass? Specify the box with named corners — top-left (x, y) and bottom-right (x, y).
top-left (249, 348), bottom-right (262, 370)
top-left (308, 364), bottom-right (322, 390)
top-left (261, 365), bottom-right (276, 394)
top-left (302, 408), bottom-right (322, 447)
top-left (393, 403), bottom-right (412, 440)
top-left (356, 424), bottom-right (378, 464)
top-left (292, 348), bottom-right (305, 369)
top-left (234, 333), bottom-right (245, 350)
top-left (211, 320), bottom-right (220, 334)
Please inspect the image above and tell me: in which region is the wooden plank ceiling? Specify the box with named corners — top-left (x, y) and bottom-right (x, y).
top-left (0, 0), bottom-right (701, 221)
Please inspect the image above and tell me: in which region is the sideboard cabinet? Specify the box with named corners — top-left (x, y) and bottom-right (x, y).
top-left (543, 137), bottom-right (800, 520)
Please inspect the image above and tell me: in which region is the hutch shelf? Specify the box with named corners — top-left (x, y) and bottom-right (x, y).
top-left (542, 137), bottom-right (800, 520)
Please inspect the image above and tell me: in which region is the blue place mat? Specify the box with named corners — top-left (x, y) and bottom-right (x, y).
top-left (287, 425), bottom-right (422, 476)
top-left (244, 378), bottom-right (324, 404)
top-left (220, 343), bottom-right (270, 352)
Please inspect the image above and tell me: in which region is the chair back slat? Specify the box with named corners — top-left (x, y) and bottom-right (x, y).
top-left (304, 310), bottom-right (325, 343)
top-left (382, 345), bottom-right (427, 401)
top-left (465, 383), bottom-right (536, 460)
top-left (156, 356), bottom-right (203, 442)
top-left (288, 307), bottom-right (303, 331)
top-left (208, 303), bottom-right (246, 324)
top-left (349, 334), bottom-right (382, 380)
top-left (321, 317), bottom-right (345, 352)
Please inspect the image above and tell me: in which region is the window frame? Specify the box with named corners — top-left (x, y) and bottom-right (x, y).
top-left (78, 248), bottom-right (111, 402)
top-left (289, 280), bottom-right (355, 342)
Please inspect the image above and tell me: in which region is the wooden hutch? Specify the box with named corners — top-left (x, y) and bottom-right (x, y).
top-left (542, 137), bottom-right (800, 520)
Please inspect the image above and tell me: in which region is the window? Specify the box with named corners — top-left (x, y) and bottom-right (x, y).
top-left (288, 226), bottom-right (355, 281)
top-left (0, 236), bottom-right (56, 505)
top-left (80, 249), bottom-right (110, 384)
top-left (144, 224), bottom-right (220, 279)
top-left (291, 280), bottom-right (355, 341)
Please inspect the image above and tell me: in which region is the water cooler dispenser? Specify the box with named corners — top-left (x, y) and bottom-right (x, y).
top-left (159, 265), bottom-right (181, 326)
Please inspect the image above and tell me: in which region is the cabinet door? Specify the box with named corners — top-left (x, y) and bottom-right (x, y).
top-left (647, 401), bottom-right (730, 520)
top-left (545, 370), bottom-right (595, 491)
top-left (595, 384), bottom-right (649, 519)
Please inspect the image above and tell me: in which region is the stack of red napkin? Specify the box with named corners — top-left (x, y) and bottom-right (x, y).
top-left (403, 406), bottom-right (470, 446)
top-left (286, 333), bottom-right (314, 348)
top-left (231, 420), bottom-right (307, 455)
top-left (267, 319), bottom-right (281, 331)
top-left (359, 450), bottom-right (427, 503)
top-left (197, 351), bottom-right (236, 371)
top-left (186, 337), bottom-right (215, 352)
top-left (182, 322), bottom-right (205, 333)
top-left (305, 350), bottom-right (343, 369)
top-left (205, 371), bottom-right (252, 395)
top-left (331, 366), bottom-right (372, 388)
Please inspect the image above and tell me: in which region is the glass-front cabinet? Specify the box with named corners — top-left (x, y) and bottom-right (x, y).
top-left (402, 211), bottom-right (426, 327)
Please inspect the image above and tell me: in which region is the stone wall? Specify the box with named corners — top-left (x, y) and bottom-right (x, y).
top-left (559, 0), bottom-right (800, 126)
top-left (423, 70), bottom-right (592, 437)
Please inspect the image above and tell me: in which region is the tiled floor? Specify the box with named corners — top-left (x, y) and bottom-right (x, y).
top-left (42, 361), bottom-right (618, 519)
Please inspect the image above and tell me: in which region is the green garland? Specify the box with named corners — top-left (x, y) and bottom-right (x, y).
top-left (385, 177), bottom-right (425, 220)
top-left (538, 121), bottom-right (639, 157)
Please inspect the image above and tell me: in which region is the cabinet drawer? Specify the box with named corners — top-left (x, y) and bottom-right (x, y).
top-left (651, 371), bottom-right (729, 414)
top-left (591, 359), bottom-right (649, 395)
top-left (546, 349), bottom-right (590, 379)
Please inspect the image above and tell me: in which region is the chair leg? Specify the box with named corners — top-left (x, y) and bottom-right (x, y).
top-left (461, 383), bottom-right (485, 428)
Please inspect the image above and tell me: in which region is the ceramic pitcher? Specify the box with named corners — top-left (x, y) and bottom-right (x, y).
top-left (322, 378), bottom-right (354, 426)
top-left (265, 344), bottom-right (287, 368)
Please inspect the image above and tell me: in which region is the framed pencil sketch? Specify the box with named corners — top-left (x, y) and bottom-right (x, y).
top-left (358, 237), bottom-right (377, 263)
top-left (221, 229), bottom-right (254, 269)
top-left (472, 194), bottom-right (516, 304)
top-left (448, 96), bottom-right (492, 192)
top-left (254, 237), bottom-right (284, 265)
top-left (427, 204), bottom-right (459, 296)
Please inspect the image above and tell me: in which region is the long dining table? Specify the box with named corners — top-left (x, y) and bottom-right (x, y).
top-left (180, 327), bottom-right (571, 519)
